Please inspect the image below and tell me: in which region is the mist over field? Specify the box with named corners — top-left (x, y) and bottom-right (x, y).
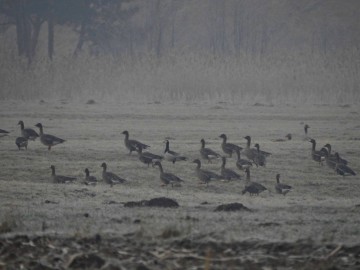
top-left (0, 0), bottom-right (359, 104)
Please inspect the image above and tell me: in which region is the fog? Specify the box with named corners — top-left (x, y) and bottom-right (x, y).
top-left (0, 0), bottom-right (359, 104)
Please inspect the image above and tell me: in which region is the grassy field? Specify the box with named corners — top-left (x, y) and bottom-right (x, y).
top-left (0, 100), bottom-right (359, 268)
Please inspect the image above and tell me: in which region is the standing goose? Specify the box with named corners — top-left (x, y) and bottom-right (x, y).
top-left (35, 123), bottom-right (65, 150)
top-left (334, 153), bottom-right (356, 176)
top-left (252, 143), bottom-right (267, 167)
top-left (193, 159), bottom-right (222, 186)
top-left (274, 174), bottom-right (292, 195)
top-left (18, 120), bottom-right (39, 140)
top-left (220, 157), bottom-right (241, 181)
top-left (243, 136), bottom-right (258, 160)
top-left (241, 168), bottom-right (267, 196)
top-left (84, 168), bottom-right (97, 185)
top-left (153, 161), bottom-right (184, 187)
top-left (200, 138), bottom-right (221, 163)
top-left (137, 145), bottom-right (163, 167)
top-left (101, 162), bottom-right (127, 186)
top-left (235, 148), bottom-right (253, 170)
top-left (308, 139), bottom-right (325, 164)
top-left (50, 165), bottom-right (76, 183)
top-left (163, 140), bottom-right (187, 164)
top-left (323, 143), bottom-right (348, 165)
top-left (219, 134), bottom-right (243, 157)
top-left (15, 137), bottom-right (28, 150)
top-left (122, 130), bottom-right (150, 155)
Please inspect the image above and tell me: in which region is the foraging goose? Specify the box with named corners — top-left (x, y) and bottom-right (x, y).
top-left (193, 159), bottom-right (222, 185)
top-left (137, 145), bottom-right (163, 167)
top-left (274, 174), bottom-right (292, 195)
top-left (220, 157), bottom-right (241, 180)
top-left (308, 139), bottom-right (326, 164)
top-left (153, 160), bottom-right (184, 187)
top-left (163, 140), bottom-right (187, 164)
top-left (18, 120), bottom-right (39, 140)
top-left (323, 143), bottom-right (348, 165)
top-left (122, 130), bottom-right (150, 155)
top-left (272, 133), bottom-right (292, 142)
top-left (50, 165), bottom-right (76, 183)
top-left (200, 138), bottom-right (221, 163)
top-left (15, 137), bottom-right (28, 150)
top-left (35, 123), bottom-right (65, 150)
top-left (252, 143), bottom-right (267, 167)
top-left (101, 162), bottom-right (127, 186)
top-left (219, 134), bottom-right (243, 157)
top-left (334, 153), bottom-right (356, 176)
top-left (84, 168), bottom-right (97, 185)
top-left (0, 129), bottom-right (9, 137)
top-left (241, 168), bottom-right (267, 195)
top-left (235, 148), bottom-right (253, 170)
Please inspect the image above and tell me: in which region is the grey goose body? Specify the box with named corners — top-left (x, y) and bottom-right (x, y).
top-left (235, 148), bottom-right (253, 170)
top-left (275, 174), bottom-right (292, 195)
top-left (334, 153), bottom-right (356, 176)
top-left (153, 161), bottom-right (184, 187)
top-left (193, 159), bottom-right (222, 185)
top-left (50, 165), bottom-right (76, 183)
top-left (101, 162), bottom-right (127, 186)
top-left (324, 144), bottom-right (348, 165)
top-left (309, 139), bottom-right (326, 164)
top-left (0, 129), bottom-right (9, 137)
top-left (252, 143), bottom-right (267, 167)
top-left (122, 130), bottom-right (150, 155)
top-left (200, 138), bottom-right (221, 163)
top-left (220, 157), bottom-right (241, 180)
top-left (35, 123), bottom-right (65, 150)
top-left (84, 168), bottom-right (97, 185)
top-left (137, 145), bottom-right (163, 167)
top-left (219, 134), bottom-right (243, 157)
top-left (242, 168), bottom-right (267, 195)
top-left (15, 137), bottom-right (28, 150)
top-left (18, 120), bottom-right (39, 140)
top-left (163, 140), bottom-right (187, 164)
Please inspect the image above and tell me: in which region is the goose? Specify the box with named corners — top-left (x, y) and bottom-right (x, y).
top-left (15, 137), bottom-right (28, 150)
top-left (243, 136), bottom-right (258, 160)
top-left (101, 162), bottom-right (127, 186)
top-left (50, 165), bottom-right (76, 183)
top-left (219, 134), bottom-right (243, 157)
top-left (241, 168), bottom-right (267, 195)
top-left (35, 123), bottom-right (65, 150)
top-left (163, 140), bottom-right (187, 164)
top-left (153, 161), bottom-right (184, 187)
top-left (303, 124), bottom-right (311, 140)
top-left (323, 143), bottom-right (348, 165)
top-left (193, 159), bottom-right (222, 185)
top-left (272, 133), bottom-right (292, 142)
top-left (220, 156), bottom-right (241, 180)
top-left (0, 129), bottom-right (9, 137)
top-left (252, 143), bottom-right (267, 167)
top-left (235, 148), bottom-right (253, 170)
top-left (122, 130), bottom-right (150, 155)
top-left (136, 145), bottom-right (163, 167)
top-left (308, 139), bottom-right (326, 164)
top-left (18, 120), bottom-right (39, 140)
top-left (200, 138), bottom-right (221, 163)
top-left (84, 168), bottom-right (97, 185)
top-left (320, 148), bottom-right (335, 169)
top-left (334, 153), bottom-right (356, 176)
top-left (274, 174), bottom-right (292, 195)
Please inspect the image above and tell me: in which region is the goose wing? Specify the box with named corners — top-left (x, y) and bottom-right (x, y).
top-left (42, 134), bottom-right (65, 145)
top-left (23, 128), bottom-right (39, 140)
top-left (336, 164), bottom-right (356, 176)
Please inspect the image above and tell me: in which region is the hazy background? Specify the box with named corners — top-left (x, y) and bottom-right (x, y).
top-left (0, 0), bottom-right (359, 104)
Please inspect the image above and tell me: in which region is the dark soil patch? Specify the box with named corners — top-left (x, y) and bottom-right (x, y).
top-left (124, 197), bottom-right (179, 208)
top-left (214, 203), bottom-right (251, 212)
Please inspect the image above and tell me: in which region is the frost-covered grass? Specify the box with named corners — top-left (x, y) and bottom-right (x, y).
top-left (1, 50), bottom-right (359, 104)
top-left (0, 100), bottom-right (359, 243)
